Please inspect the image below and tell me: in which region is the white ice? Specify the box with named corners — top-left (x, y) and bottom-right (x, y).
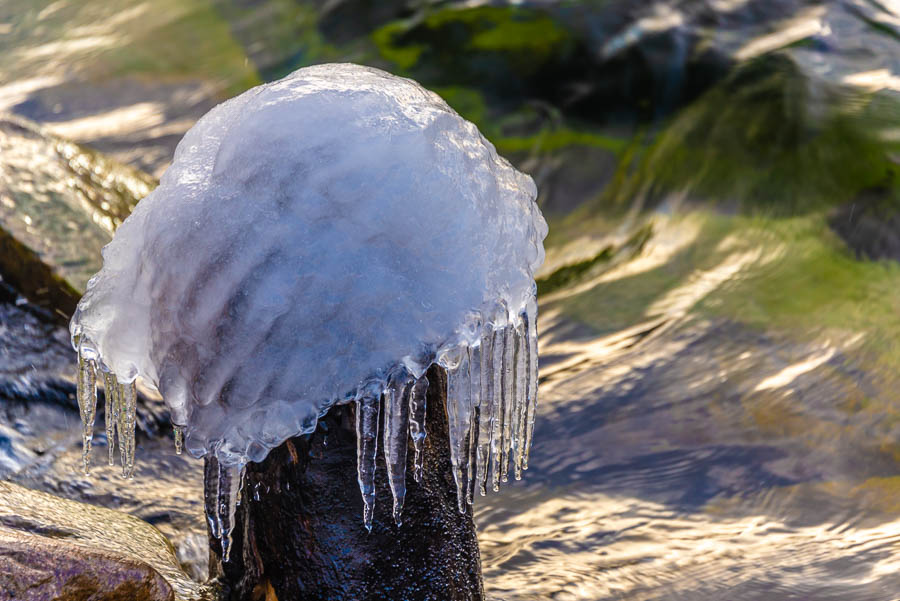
top-left (70, 63), bottom-right (546, 529)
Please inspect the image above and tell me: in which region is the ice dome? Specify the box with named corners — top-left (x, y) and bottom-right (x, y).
top-left (70, 63), bottom-right (546, 530)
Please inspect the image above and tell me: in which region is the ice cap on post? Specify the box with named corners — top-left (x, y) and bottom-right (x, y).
top-left (70, 63), bottom-right (547, 534)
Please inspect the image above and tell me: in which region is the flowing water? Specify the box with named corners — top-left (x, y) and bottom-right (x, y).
top-left (7, 211), bottom-right (900, 599)
top-left (476, 215), bottom-right (900, 600)
top-left (2, 0), bottom-right (900, 599)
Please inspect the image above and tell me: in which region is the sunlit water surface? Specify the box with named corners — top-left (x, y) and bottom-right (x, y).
top-left (7, 210), bottom-right (900, 600)
top-left (475, 213), bottom-right (900, 600)
top-left (3, 0), bottom-right (900, 596)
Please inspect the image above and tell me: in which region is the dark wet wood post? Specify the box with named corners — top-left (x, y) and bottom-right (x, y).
top-left (203, 365), bottom-right (484, 601)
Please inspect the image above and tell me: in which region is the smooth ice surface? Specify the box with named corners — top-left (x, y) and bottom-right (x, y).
top-left (70, 63), bottom-right (547, 472)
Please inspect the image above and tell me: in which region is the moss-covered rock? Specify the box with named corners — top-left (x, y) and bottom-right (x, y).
top-left (373, 6), bottom-right (576, 105)
top-left (603, 54), bottom-right (900, 216)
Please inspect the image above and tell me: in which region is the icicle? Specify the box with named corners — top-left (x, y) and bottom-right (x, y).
top-left (174, 425), bottom-right (184, 455)
top-left (408, 375), bottom-right (429, 483)
top-left (77, 349), bottom-right (97, 475)
top-left (118, 381), bottom-right (137, 479)
top-left (523, 296), bottom-right (539, 470)
top-left (383, 369), bottom-right (413, 525)
top-left (115, 383), bottom-right (125, 469)
top-left (500, 325), bottom-right (516, 483)
top-left (513, 317), bottom-right (528, 480)
top-left (204, 459), bottom-right (220, 540)
top-left (102, 371), bottom-right (119, 466)
top-left (444, 347), bottom-right (470, 513)
top-left (216, 463), bottom-right (242, 563)
top-left (458, 348), bottom-right (474, 512)
top-left (490, 327), bottom-right (505, 492)
top-left (466, 344), bottom-right (481, 505)
top-left (236, 466), bottom-right (247, 506)
top-left (356, 394), bottom-right (380, 531)
top-left (476, 331), bottom-right (494, 496)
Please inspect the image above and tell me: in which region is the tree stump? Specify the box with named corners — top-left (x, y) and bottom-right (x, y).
top-left (203, 365), bottom-right (484, 601)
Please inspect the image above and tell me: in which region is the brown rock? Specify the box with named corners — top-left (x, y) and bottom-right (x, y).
top-left (0, 482), bottom-right (207, 601)
top-left (0, 528), bottom-right (174, 601)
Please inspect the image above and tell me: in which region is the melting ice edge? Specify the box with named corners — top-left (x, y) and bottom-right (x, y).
top-left (75, 299), bottom-right (538, 560)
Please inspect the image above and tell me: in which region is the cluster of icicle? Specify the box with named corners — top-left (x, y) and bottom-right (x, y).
top-left (197, 297), bottom-right (538, 561)
top-left (436, 297), bottom-right (540, 514)
top-left (74, 333), bottom-right (183, 478)
top-left (75, 299), bottom-right (537, 556)
top-left (365, 297), bottom-right (541, 527)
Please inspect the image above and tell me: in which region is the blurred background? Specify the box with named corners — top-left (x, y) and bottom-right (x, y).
top-left (1, 1), bottom-right (900, 599)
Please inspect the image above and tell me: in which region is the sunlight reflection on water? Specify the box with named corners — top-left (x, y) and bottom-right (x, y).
top-left (477, 214), bottom-right (900, 599)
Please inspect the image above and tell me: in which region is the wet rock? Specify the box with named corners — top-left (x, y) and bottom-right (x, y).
top-left (0, 528), bottom-right (174, 601)
top-left (369, 0), bottom-right (826, 122)
top-left (0, 481), bottom-right (206, 600)
top-left (0, 115), bottom-right (154, 319)
top-left (0, 119), bottom-right (206, 586)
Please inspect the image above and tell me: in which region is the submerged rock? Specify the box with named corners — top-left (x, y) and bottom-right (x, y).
top-left (601, 53), bottom-right (900, 215)
top-left (370, 0), bottom-right (830, 121)
top-left (829, 190), bottom-right (900, 263)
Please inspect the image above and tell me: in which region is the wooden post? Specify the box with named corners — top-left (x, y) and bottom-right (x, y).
top-left (204, 365), bottom-right (484, 601)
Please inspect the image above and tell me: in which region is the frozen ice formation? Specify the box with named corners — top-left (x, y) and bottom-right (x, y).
top-left (70, 63), bottom-right (546, 535)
